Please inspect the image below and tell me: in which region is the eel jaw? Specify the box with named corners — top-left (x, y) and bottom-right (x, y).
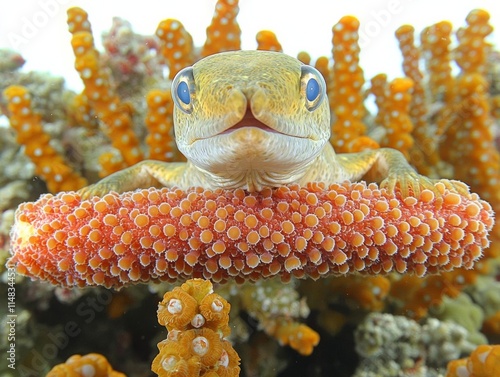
top-left (219, 105), bottom-right (279, 135)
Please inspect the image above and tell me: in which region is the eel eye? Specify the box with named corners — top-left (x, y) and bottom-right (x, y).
top-left (172, 66), bottom-right (195, 114)
top-left (300, 65), bottom-right (326, 112)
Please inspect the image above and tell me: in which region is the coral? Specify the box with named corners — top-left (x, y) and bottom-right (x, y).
top-left (256, 30), bottom-right (283, 52)
top-left (388, 269), bottom-right (478, 320)
top-left (9, 181), bottom-right (493, 288)
top-left (446, 344), bottom-right (500, 377)
top-left (3, 85), bottom-right (88, 193)
top-left (431, 293), bottom-right (488, 345)
top-left (200, 0), bottom-right (241, 58)
top-left (67, 7), bottom-right (144, 174)
top-left (272, 322), bottom-right (319, 356)
top-left (0, 49), bottom-right (25, 72)
top-left (235, 278), bottom-right (318, 355)
top-left (455, 9), bottom-right (493, 75)
top-left (330, 16), bottom-right (378, 153)
top-left (440, 74), bottom-right (500, 213)
top-left (101, 17), bottom-right (160, 95)
top-left (354, 313), bottom-right (477, 376)
top-left (328, 275), bottom-right (391, 312)
top-left (466, 275), bottom-right (500, 335)
top-left (377, 77), bottom-right (414, 159)
top-left (396, 24), bottom-right (442, 178)
top-left (151, 279), bottom-right (240, 377)
top-left (155, 19), bottom-right (194, 80)
top-left (144, 89), bottom-right (179, 162)
top-left (46, 353), bottom-right (126, 377)
top-left (420, 21), bottom-right (454, 103)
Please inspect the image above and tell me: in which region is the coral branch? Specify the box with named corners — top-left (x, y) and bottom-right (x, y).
top-left (155, 19), bottom-right (194, 79)
top-left (3, 85), bottom-right (88, 192)
top-left (330, 16), bottom-right (378, 153)
top-left (9, 182), bottom-right (493, 289)
top-left (67, 7), bottom-right (144, 174)
top-left (46, 353), bottom-right (125, 377)
top-left (152, 279), bottom-right (240, 377)
top-left (201, 0), bottom-right (241, 57)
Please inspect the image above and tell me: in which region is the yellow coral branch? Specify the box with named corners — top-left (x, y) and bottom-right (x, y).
top-left (3, 85), bottom-right (87, 193)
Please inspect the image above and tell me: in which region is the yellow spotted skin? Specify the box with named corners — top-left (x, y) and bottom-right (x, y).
top-left (79, 50), bottom-right (462, 198)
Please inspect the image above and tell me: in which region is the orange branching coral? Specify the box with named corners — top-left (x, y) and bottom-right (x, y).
top-left (151, 279), bottom-right (240, 377)
top-left (328, 275), bottom-right (391, 312)
top-left (314, 56), bottom-right (332, 94)
top-left (46, 353), bottom-right (125, 377)
top-left (256, 30), bottom-right (283, 52)
top-left (67, 7), bottom-right (144, 175)
top-left (69, 92), bottom-right (99, 130)
top-left (455, 9), bottom-right (493, 75)
top-left (330, 16), bottom-right (378, 153)
top-left (66, 5), bottom-right (92, 34)
top-left (389, 269), bottom-right (477, 319)
top-left (145, 89), bottom-right (180, 161)
top-left (482, 310), bottom-right (500, 335)
top-left (9, 181), bottom-right (493, 288)
top-left (3, 85), bottom-right (88, 193)
top-left (441, 74), bottom-right (500, 213)
top-left (395, 25), bottom-right (426, 129)
top-left (296, 51), bottom-right (311, 65)
top-left (420, 21), bottom-right (454, 103)
top-left (446, 344), bottom-right (500, 377)
top-left (379, 78), bottom-right (414, 159)
top-left (272, 322), bottom-right (319, 356)
top-left (395, 24), bottom-right (439, 177)
top-left (369, 73), bottom-right (388, 126)
top-left (200, 0), bottom-right (241, 58)
top-left (155, 19), bottom-right (194, 79)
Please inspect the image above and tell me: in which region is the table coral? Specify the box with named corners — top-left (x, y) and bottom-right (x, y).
top-left (9, 181), bottom-right (493, 288)
top-left (151, 279), bottom-right (240, 377)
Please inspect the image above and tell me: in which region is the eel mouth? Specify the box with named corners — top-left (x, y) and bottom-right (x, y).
top-left (220, 106), bottom-right (278, 135)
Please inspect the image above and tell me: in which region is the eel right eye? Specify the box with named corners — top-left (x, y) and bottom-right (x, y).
top-left (172, 67), bottom-right (195, 114)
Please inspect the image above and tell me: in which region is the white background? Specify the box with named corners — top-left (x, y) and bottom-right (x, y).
top-left (1, 0), bottom-right (499, 91)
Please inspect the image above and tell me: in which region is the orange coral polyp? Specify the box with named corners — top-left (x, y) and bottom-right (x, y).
top-left (46, 353), bottom-right (125, 377)
top-left (9, 182), bottom-right (493, 289)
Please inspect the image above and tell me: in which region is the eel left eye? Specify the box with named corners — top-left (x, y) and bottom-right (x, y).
top-left (301, 65), bottom-right (326, 112)
top-left (172, 66), bottom-right (195, 114)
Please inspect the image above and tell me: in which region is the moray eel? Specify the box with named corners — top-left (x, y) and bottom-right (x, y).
top-left (80, 50), bottom-right (461, 197)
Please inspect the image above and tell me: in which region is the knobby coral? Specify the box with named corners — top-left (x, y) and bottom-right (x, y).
top-left (152, 279), bottom-right (240, 377)
top-left (9, 181), bottom-right (493, 288)
top-left (46, 353), bottom-right (126, 377)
